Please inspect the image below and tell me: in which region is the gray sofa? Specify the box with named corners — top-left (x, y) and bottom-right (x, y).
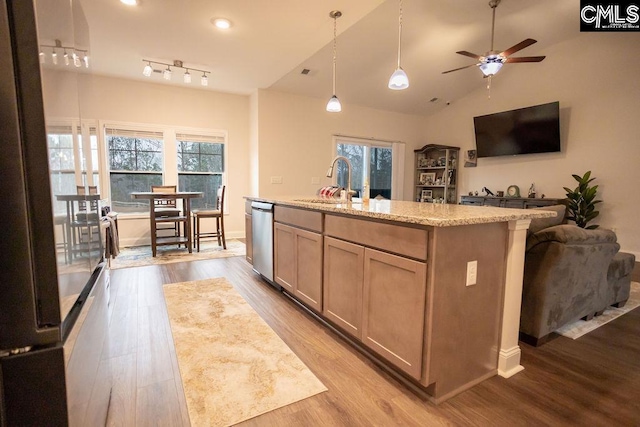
top-left (519, 205), bottom-right (621, 346)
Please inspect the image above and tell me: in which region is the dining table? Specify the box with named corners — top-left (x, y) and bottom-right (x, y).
top-left (130, 191), bottom-right (203, 256)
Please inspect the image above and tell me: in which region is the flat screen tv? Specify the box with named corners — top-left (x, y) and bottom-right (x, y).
top-left (473, 101), bottom-right (561, 158)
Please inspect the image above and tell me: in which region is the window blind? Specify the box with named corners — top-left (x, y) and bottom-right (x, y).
top-left (175, 132), bottom-right (225, 144)
top-left (104, 127), bottom-right (163, 139)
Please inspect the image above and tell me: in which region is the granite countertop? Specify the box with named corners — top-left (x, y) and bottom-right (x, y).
top-left (245, 196), bottom-right (556, 227)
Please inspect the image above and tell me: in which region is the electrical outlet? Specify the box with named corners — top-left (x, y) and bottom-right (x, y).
top-left (466, 260), bottom-right (477, 286)
top-left (270, 176), bottom-right (283, 184)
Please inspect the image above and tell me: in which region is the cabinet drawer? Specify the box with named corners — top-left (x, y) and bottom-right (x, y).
top-left (274, 206), bottom-right (323, 233)
top-left (325, 215), bottom-right (428, 261)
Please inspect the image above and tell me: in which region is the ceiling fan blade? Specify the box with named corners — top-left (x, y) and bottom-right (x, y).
top-left (505, 56), bottom-right (546, 63)
top-left (500, 38), bottom-right (537, 57)
top-left (442, 63), bottom-right (479, 74)
top-left (456, 51), bottom-right (483, 60)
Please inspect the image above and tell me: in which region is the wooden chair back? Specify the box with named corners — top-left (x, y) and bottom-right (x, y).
top-left (151, 185), bottom-right (177, 209)
top-left (76, 185), bottom-right (98, 211)
top-left (216, 185), bottom-right (225, 212)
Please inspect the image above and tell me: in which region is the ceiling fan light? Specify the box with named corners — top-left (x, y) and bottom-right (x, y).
top-left (388, 68), bottom-right (409, 90)
top-left (480, 61), bottom-right (503, 76)
top-left (326, 95), bottom-right (342, 113)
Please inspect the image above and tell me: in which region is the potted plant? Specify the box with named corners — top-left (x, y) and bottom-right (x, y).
top-left (563, 171), bottom-right (601, 229)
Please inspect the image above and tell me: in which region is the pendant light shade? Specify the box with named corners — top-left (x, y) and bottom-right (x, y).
top-left (326, 95), bottom-right (341, 113)
top-left (388, 0), bottom-right (409, 90)
top-left (388, 68), bottom-right (409, 90)
top-left (326, 10), bottom-right (342, 113)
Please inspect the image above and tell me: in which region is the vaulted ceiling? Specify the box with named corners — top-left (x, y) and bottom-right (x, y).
top-left (37, 0), bottom-right (580, 116)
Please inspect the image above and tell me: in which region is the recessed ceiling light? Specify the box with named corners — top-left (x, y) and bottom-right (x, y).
top-left (211, 18), bottom-right (232, 30)
top-left (120, 0), bottom-right (138, 5)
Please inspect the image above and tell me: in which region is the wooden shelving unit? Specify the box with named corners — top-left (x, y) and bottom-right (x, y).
top-left (414, 144), bottom-right (460, 204)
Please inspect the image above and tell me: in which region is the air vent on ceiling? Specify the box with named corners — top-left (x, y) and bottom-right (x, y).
top-left (429, 97), bottom-right (439, 103)
top-left (301, 68), bottom-right (311, 75)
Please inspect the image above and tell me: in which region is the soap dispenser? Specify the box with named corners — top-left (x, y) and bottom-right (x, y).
top-left (362, 179), bottom-right (370, 202)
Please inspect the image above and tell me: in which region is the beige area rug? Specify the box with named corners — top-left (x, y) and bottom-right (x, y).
top-left (109, 239), bottom-right (245, 270)
top-left (556, 281), bottom-right (640, 339)
top-left (163, 278), bottom-right (327, 426)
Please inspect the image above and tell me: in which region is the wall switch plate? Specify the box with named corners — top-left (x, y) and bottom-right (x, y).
top-left (270, 176), bottom-right (283, 184)
top-left (311, 176), bottom-right (320, 185)
top-left (466, 260), bottom-right (477, 286)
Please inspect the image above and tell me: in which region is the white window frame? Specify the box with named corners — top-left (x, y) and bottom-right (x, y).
top-left (332, 135), bottom-right (404, 200)
top-left (175, 128), bottom-right (227, 212)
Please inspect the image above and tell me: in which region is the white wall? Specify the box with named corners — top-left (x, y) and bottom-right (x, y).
top-left (42, 71), bottom-right (251, 246)
top-left (420, 33), bottom-right (640, 256)
top-left (254, 89), bottom-right (424, 199)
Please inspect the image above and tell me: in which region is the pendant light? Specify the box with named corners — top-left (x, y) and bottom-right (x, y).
top-left (388, 0), bottom-right (409, 90)
top-left (326, 10), bottom-right (342, 113)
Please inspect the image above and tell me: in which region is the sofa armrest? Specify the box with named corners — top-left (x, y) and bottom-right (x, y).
top-left (526, 224), bottom-right (617, 252)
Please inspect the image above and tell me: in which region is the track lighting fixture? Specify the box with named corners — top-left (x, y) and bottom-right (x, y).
top-left (142, 59), bottom-right (210, 87)
top-left (326, 10), bottom-right (342, 113)
top-left (39, 39), bottom-right (89, 69)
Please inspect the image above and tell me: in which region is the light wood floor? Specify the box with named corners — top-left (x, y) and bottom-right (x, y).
top-left (104, 256), bottom-right (640, 426)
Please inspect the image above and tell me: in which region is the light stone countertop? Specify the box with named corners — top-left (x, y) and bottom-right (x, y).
top-left (245, 196), bottom-right (557, 227)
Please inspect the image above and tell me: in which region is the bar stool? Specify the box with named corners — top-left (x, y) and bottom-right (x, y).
top-left (192, 186), bottom-right (226, 251)
top-left (151, 185), bottom-right (183, 245)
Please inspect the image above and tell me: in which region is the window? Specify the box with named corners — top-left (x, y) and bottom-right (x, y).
top-left (335, 137), bottom-right (401, 199)
top-left (78, 125), bottom-right (99, 188)
top-left (176, 132), bottom-right (225, 210)
top-left (47, 125), bottom-right (76, 214)
top-left (106, 127), bottom-right (164, 213)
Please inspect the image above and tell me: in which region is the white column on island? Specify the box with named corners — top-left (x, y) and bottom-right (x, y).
top-left (498, 218), bottom-right (531, 378)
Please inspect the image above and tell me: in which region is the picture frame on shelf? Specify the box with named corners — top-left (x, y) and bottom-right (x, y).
top-left (421, 189), bottom-right (433, 202)
top-left (419, 172), bottom-right (436, 185)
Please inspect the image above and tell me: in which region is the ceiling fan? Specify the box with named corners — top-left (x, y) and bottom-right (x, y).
top-left (442, 0), bottom-right (545, 77)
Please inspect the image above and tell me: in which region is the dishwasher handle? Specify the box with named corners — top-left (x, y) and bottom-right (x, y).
top-left (251, 201), bottom-right (274, 212)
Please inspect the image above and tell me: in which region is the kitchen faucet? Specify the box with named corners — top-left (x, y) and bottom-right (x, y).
top-left (326, 156), bottom-right (356, 201)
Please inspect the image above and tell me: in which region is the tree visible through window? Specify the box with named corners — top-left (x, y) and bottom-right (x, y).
top-left (336, 141), bottom-right (393, 199)
top-left (48, 128), bottom-right (75, 214)
top-left (107, 129), bottom-right (163, 213)
top-left (177, 133), bottom-right (224, 210)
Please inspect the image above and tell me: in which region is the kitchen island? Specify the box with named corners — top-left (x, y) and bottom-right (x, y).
top-left (245, 197), bottom-right (555, 403)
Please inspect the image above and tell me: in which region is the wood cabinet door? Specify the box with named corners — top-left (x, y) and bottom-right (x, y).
top-left (323, 237), bottom-right (364, 339)
top-left (362, 248), bottom-right (427, 380)
top-left (274, 222), bottom-right (295, 291)
top-left (294, 228), bottom-right (323, 312)
top-left (244, 213), bottom-right (253, 264)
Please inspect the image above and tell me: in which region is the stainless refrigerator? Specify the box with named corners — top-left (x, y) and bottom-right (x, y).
top-left (0, 1), bottom-right (111, 425)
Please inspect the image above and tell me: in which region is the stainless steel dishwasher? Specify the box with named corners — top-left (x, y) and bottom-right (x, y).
top-left (251, 201), bottom-right (278, 288)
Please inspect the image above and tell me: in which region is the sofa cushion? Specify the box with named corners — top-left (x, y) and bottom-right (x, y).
top-left (526, 224), bottom-right (618, 252)
top-left (608, 252), bottom-right (636, 280)
top-left (527, 204), bottom-right (567, 236)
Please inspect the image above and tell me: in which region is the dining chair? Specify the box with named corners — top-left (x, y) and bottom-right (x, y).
top-left (71, 185), bottom-right (101, 260)
top-left (151, 185), bottom-right (184, 244)
top-left (192, 185), bottom-right (226, 251)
